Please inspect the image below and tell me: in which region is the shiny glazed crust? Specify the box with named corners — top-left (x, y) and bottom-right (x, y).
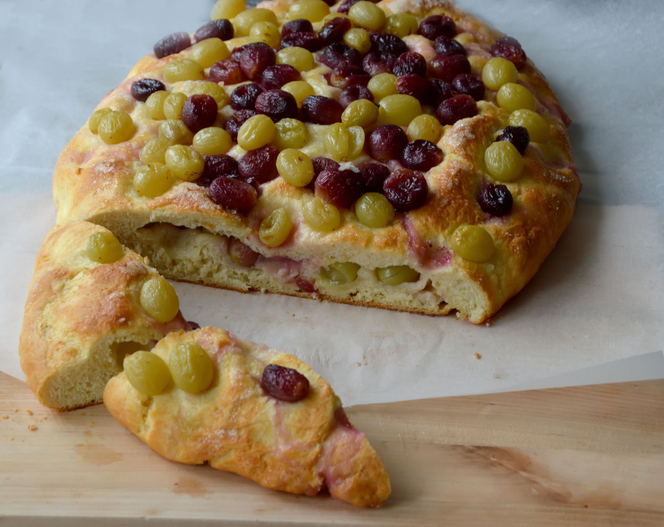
top-left (52, 0), bottom-right (580, 323)
top-left (103, 327), bottom-right (391, 507)
top-left (19, 221), bottom-right (189, 411)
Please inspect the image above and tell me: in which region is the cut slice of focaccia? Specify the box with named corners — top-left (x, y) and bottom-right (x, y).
top-left (52, 0), bottom-right (579, 323)
top-left (19, 221), bottom-right (190, 410)
top-left (103, 326), bottom-right (390, 507)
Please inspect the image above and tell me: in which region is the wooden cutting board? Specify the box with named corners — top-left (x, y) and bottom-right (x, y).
top-left (1, 370), bottom-right (662, 526)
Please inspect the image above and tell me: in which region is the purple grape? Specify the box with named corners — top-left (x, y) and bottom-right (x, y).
top-left (319, 43), bottom-right (362, 69)
top-left (209, 177), bottom-right (257, 213)
top-left (239, 42), bottom-right (276, 81)
top-left (329, 65), bottom-right (370, 89)
top-left (339, 85), bottom-right (374, 108)
top-left (224, 109), bottom-right (257, 141)
top-left (309, 157), bottom-right (340, 190)
top-left (360, 162), bottom-right (391, 193)
top-left (369, 32), bottom-right (408, 56)
top-left (383, 169), bottom-right (429, 211)
top-left (401, 140), bottom-right (444, 172)
top-left (230, 83), bottom-right (264, 111)
top-left (312, 157), bottom-right (340, 176)
top-left (296, 278), bottom-right (316, 293)
top-left (228, 237), bottom-right (260, 267)
top-left (477, 184), bottom-right (513, 216)
top-left (429, 53), bottom-right (471, 82)
top-left (181, 95), bottom-right (218, 133)
top-left (280, 32), bottom-right (322, 52)
top-left (261, 64), bottom-right (301, 90)
top-left (436, 94), bottom-right (478, 126)
top-left (491, 36), bottom-right (527, 70)
top-left (130, 79), bottom-right (166, 102)
top-left (318, 17), bottom-right (352, 47)
top-left (362, 51), bottom-right (397, 76)
top-left (238, 146), bottom-right (279, 184)
top-left (434, 36), bottom-right (466, 56)
top-left (200, 154), bottom-right (240, 187)
top-left (366, 125), bottom-right (408, 162)
top-left (496, 126), bottom-right (530, 153)
top-left (194, 19), bottom-right (234, 42)
top-left (281, 19), bottom-right (314, 37)
top-left (429, 79), bottom-right (455, 106)
top-left (254, 89), bottom-right (298, 122)
top-left (154, 31), bottom-right (191, 59)
top-left (261, 364), bottom-right (310, 402)
top-left (392, 52), bottom-right (427, 77)
top-left (417, 16), bottom-right (456, 41)
top-left (315, 169), bottom-right (366, 209)
top-left (230, 45), bottom-right (245, 63)
top-left (209, 59), bottom-right (245, 84)
top-left (452, 73), bottom-right (485, 101)
top-left (301, 96), bottom-right (343, 125)
top-left (396, 74), bottom-right (432, 101)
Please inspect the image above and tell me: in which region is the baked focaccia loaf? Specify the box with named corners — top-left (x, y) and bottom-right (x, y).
top-left (19, 221), bottom-right (190, 410)
top-left (103, 326), bottom-right (390, 507)
top-left (53, 0), bottom-right (579, 323)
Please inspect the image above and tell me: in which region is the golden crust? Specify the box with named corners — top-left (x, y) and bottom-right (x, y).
top-left (103, 327), bottom-right (390, 507)
top-left (52, 0), bottom-right (580, 323)
top-left (19, 221), bottom-right (189, 411)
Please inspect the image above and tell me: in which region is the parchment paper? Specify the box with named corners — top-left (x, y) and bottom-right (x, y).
top-left (1, 0), bottom-right (662, 405)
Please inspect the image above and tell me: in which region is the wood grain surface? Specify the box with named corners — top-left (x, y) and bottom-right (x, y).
top-left (1, 371), bottom-right (663, 526)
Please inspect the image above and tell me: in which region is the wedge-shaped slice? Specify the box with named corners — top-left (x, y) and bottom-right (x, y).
top-left (19, 221), bottom-right (189, 411)
top-left (103, 327), bottom-right (390, 507)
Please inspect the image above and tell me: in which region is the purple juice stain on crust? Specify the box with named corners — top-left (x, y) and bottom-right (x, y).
top-left (401, 216), bottom-right (451, 269)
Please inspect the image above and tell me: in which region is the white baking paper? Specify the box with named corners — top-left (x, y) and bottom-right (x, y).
top-left (0, 0), bottom-right (662, 405)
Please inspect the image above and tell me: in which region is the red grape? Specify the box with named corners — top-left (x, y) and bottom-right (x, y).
top-left (209, 177), bottom-right (257, 213)
top-left (383, 169), bottom-right (429, 211)
top-left (491, 36), bottom-right (527, 70)
top-left (209, 59), bottom-right (245, 84)
top-left (477, 184), bottom-right (513, 216)
top-left (496, 126), bottom-right (530, 153)
top-left (417, 16), bottom-right (456, 41)
top-left (254, 89), bottom-right (298, 121)
top-left (401, 140), bottom-right (444, 172)
top-left (154, 32), bottom-right (191, 59)
top-left (239, 42), bottom-right (276, 81)
top-left (301, 96), bottom-right (343, 124)
top-left (130, 78), bottom-right (166, 102)
top-left (393, 52), bottom-right (427, 77)
top-left (181, 94), bottom-right (218, 133)
top-left (429, 53), bottom-right (471, 82)
top-left (261, 364), bottom-right (310, 402)
top-left (315, 169), bottom-right (366, 209)
top-left (230, 83), bottom-right (264, 111)
top-left (452, 73), bottom-right (485, 101)
top-left (261, 64), bottom-right (301, 90)
top-left (366, 125), bottom-right (408, 162)
top-left (436, 94), bottom-right (477, 125)
top-left (194, 19), bottom-right (234, 42)
top-left (339, 85), bottom-right (374, 108)
top-left (238, 146), bottom-right (279, 184)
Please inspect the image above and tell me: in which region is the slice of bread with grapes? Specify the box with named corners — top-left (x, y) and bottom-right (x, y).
top-left (19, 221), bottom-right (389, 507)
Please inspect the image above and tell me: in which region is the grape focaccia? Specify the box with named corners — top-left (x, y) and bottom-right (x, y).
top-left (104, 326), bottom-right (390, 507)
top-left (53, 0), bottom-right (579, 323)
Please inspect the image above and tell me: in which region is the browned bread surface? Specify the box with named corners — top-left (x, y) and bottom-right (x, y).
top-left (103, 327), bottom-right (391, 507)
